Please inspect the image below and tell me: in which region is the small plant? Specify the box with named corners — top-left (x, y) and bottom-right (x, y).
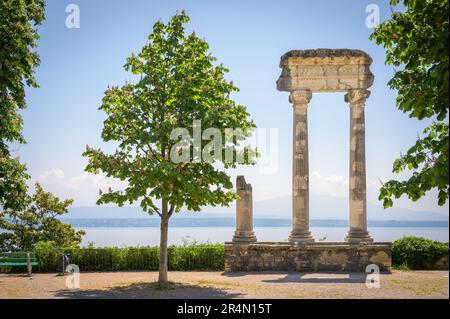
top-left (181, 237), bottom-right (199, 247)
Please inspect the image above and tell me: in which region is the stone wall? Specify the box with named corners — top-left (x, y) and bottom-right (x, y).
top-left (225, 242), bottom-right (391, 272)
top-left (429, 256), bottom-right (449, 270)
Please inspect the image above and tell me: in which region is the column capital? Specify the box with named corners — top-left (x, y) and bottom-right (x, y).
top-left (345, 89), bottom-right (370, 106)
top-left (289, 89), bottom-right (312, 106)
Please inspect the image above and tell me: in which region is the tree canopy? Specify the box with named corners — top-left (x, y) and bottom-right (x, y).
top-left (371, 0), bottom-right (449, 208)
top-left (0, 183), bottom-right (85, 250)
top-left (83, 12), bottom-right (256, 216)
top-left (0, 1), bottom-right (85, 251)
top-left (0, 0), bottom-right (45, 211)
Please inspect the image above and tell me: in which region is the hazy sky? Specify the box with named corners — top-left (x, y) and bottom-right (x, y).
top-left (17, 0), bottom-right (448, 216)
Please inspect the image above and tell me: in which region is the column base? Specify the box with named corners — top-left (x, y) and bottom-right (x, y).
top-left (232, 231), bottom-right (257, 243)
top-left (345, 230), bottom-right (373, 243)
top-left (289, 230), bottom-right (315, 243)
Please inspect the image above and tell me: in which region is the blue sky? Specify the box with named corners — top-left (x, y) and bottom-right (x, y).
top-left (17, 0), bottom-right (448, 216)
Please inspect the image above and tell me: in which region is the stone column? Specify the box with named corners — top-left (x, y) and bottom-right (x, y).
top-left (345, 89), bottom-right (373, 243)
top-left (289, 89), bottom-right (314, 243)
top-left (233, 176), bottom-right (257, 243)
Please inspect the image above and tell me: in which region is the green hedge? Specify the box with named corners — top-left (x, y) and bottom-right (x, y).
top-left (391, 236), bottom-right (449, 269)
top-left (1, 244), bottom-right (225, 273)
top-left (2, 237), bottom-right (448, 272)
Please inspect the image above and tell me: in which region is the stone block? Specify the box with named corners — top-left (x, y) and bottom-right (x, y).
top-left (224, 242), bottom-right (391, 272)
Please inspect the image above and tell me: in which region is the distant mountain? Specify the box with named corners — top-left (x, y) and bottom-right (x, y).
top-left (66, 193), bottom-right (448, 221)
top-left (62, 218), bottom-right (449, 228)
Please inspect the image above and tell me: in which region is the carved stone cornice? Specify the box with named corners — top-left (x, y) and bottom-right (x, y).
top-left (277, 49), bottom-right (374, 93)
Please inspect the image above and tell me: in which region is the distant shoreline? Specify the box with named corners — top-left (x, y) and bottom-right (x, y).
top-left (61, 218), bottom-right (449, 228)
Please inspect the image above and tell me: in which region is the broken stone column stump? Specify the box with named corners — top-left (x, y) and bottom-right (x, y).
top-left (232, 176), bottom-right (257, 243)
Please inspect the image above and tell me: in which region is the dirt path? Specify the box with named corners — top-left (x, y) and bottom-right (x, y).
top-left (0, 270), bottom-right (448, 299)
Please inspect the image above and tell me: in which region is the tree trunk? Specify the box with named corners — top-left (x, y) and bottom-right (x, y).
top-left (158, 200), bottom-right (169, 284)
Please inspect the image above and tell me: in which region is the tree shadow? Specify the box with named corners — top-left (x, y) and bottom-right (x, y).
top-left (53, 281), bottom-right (244, 299)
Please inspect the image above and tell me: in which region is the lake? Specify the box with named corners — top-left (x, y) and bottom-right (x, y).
top-left (78, 226), bottom-right (449, 247)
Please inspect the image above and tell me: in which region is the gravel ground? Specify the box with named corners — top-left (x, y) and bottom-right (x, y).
top-left (0, 270), bottom-right (448, 299)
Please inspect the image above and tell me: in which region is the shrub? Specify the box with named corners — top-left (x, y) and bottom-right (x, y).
top-left (391, 236), bottom-right (449, 270)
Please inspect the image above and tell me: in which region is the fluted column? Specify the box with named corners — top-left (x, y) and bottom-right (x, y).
top-left (289, 89), bottom-right (314, 243)
top-left (345, 89), bottom-right (373, 243)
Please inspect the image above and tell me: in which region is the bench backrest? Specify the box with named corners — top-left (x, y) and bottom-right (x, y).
top-left (0, 252), bottom-right (37, 263)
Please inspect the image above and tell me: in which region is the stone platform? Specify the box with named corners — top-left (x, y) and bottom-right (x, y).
top-left (225, 242), bottom-right (391, 272)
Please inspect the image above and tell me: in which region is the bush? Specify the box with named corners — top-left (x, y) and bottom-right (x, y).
top-left (29, 244), bottom-right (224, 273)
top-left (391, 236), bottom-right (449, 270)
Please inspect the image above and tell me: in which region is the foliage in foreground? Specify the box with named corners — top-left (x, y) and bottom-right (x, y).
top-left (391, 236), bottom-right (448, 270)
top-left (0, 183), bottom-right (85, 251)
top-left (0, 0), bottom-right (45, 211)
top-left (371, 0), bottom-right (449, 208)
top-left (0, 1), bottom-right (82, 254)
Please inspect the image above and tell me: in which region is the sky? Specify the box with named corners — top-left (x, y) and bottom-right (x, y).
top-left (16, 0), bottom-right (448, 217)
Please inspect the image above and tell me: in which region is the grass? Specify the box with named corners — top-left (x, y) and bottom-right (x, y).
top-left (113, 280), bottom-right (206, 291)
top-left (196, 279), bottom-right (239, 287)
top-left (150, 281), bottom-right (178, 290)
top-left (388, 276), bottom-right (448, 297)
top-left (392, 263), bottom-right (412, 271)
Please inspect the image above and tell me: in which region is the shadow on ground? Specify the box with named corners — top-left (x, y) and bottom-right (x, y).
top-left (53, 281), bottom-right (244, 299)
top-left (225, 271), bottom-right (366, 284)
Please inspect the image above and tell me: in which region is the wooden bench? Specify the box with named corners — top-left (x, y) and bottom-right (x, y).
top-left (0, 252), bottom-right (38, 276)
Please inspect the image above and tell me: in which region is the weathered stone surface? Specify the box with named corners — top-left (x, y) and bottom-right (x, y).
top-left (289, 89), bottom-right (314, 243)
top-left (225, 242), bottom-right (392, 272)
top-left (345, 89), bottom-right (373, 243)
top-left (280, 49), bottom-right (372, 63)
top-left (277, 49), bottom-right (374, 92)
top-left (232, 176), bottom-right (257, 243)
top-left (431, 256), bottom-right (449, 270)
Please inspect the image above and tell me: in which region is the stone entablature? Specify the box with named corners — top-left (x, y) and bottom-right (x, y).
top-left (277, 49), bottom-right (374, 92)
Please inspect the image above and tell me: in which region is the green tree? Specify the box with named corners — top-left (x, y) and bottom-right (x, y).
top-left (371, 0), bottom-right (449, 208)
top-left (0, 183), bottom-right (85, 250)
top-left (0, 0), bottom-right (45, 212)
top-left (83, 12), bottom-right (256, 284)
top-left (0, 1), bottom-right (82, 251)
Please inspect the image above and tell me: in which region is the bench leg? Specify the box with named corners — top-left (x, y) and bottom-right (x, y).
top-left (27, 253), bottom-right (32, 277)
